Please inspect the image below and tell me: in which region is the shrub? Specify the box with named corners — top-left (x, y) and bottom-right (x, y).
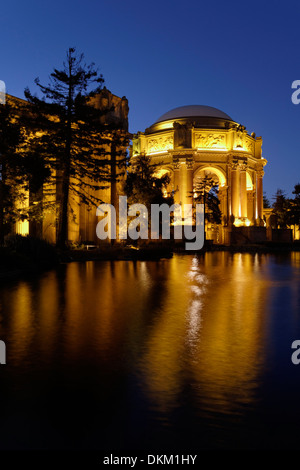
top-left (4, 234), bottom-right (59, 269)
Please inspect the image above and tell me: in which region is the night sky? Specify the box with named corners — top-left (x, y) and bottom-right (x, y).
top-left (1, 0), bottom-right (300, 199)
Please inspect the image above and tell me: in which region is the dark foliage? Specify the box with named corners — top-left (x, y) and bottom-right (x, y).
top-left (24, 48), bottom-right (128, 248)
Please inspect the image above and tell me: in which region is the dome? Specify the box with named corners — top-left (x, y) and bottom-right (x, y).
top-left (155, 105), bottom-right (233, 123)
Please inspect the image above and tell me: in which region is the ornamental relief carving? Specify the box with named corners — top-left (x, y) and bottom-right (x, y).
top-left (132, 140), bottom-right (139, 155)
top-left (194, 133), bottom-right (226, 149)
top-left (147, 135), bottom-right (173, 153)
top-left (245, 139), bottom-right (254, 153)
top-left (235, 132), bottom-right (243, 148)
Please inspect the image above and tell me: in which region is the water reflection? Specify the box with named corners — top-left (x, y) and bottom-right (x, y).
top-left (137, 254), bottom-right (270, 416)
top-left (0, 252), bottom-right (300, 449)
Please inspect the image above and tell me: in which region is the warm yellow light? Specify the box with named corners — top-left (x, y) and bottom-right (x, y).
top-left (246, 172), bottom-right (253, 190)
top-left (16, 220), bottom-right (29, 235)
top-left (194, 166), bottom-right (226, 187)
top-left (234, 218), bottom-right (251, 227)
top-left (148, 151), bottom-right (168, 156)
top-left (172, 220), bottom-right (185, 226)
top-left (154, 121), bottom-right (174, 131)
top-left (154, 169), bottom-right (170, 178)
top-left (233, 218), bottom-right (243, 227)
top-left (197, 148), bottom-right (227, 152)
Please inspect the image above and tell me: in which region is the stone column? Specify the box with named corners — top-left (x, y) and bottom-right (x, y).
top-left (173, 157), bottom-right (193, 221)
top-left (247, 190), bottom-right (255, 222)
top-left (240, 163), bottom-right (247, 219)
top-left (219, 186), bottom-right (228, 225)
top-left (173, 163), bottom-right (181, 205)
top-left (179, 163), bottom-right (190, 220)
top-left (180, 163), bottom-right (186, 208)
top-left (256, 169), bottom-right (264, 220)
top-left (185, 160), bottom-right (194, 224)
top-left (227, 170), bottom-right (232, 219)
top-left (231, 162), bottom-right (240, 218)
top-left (186, 160), bottom-right (194, 206)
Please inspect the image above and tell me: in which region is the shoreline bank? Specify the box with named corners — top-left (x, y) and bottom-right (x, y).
top-left (1, 242), bottom-right (300, 282)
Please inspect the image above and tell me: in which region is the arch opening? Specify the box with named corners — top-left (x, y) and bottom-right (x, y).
top-left (193, 166), bottom-right (226, 188)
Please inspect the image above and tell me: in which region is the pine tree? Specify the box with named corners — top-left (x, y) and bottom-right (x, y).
top-left (125, 154), bottom-right (172, 207)
top-left (194, 175), bottom-right (221, 224)
top-left (290, 183), bottom-right (300, 228)
top-left (263, 191), bottom-right (271, 208)
top-left (24, 48), bottom-right (128, 248)
top-left (0, 100), bottom-right (26, 243)
top-left (272, 189), bottom-right (289, 228)
top-left (124, 155), bottom-right (174, 238)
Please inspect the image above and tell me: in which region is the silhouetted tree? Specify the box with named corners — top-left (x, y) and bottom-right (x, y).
top-left (0, 102), bottom-right (26, 243)
top-left (263, 191), bottom-right (271, 208)
top-left (289, 183), bottom-right (300, 228)
top-left (194, 175), bottom-right (221, 224)
top-left (25, 47), bottom-right (128, 248)
top-left (272, 189), bottom-right (290, 228)
top-left (124, 155), bottom-right (174, 238)
top-left (125, 154), bottom-right (172, 207)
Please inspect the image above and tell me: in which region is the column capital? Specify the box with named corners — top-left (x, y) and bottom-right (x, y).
top-left (186, 158), bottom-right (194, 170)
top-left (239, 162), bottom-right (248, 171)
top-left (173, 158), bottom-right (180, 170)
top-left (257, 169), bottom-right (264, 178)
top-left (230, 161), bottom-right (239, 170)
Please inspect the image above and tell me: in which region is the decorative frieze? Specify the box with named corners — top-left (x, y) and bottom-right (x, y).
top-left (147, 135), bottom-right (173, 153)
top-left (194, 133), bottom-right (226, 149)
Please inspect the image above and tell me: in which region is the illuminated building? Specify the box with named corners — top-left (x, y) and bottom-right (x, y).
top-left (5, 90), bottom-right (129, 244)
top-left (132, 105), bottom-right (267, 244)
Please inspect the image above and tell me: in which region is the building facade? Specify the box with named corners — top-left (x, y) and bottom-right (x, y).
top-left (132, 105), bottom-right (267, 244)
top-left (8, 89), bottom-right (129, 245)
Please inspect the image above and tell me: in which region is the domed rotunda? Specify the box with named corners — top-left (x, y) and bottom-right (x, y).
top-left (132, 105), bottom-right (267, 244)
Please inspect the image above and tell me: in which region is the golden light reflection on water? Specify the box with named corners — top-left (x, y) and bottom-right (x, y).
top-left (1, 252), bottom-right (300, 420)
top-left (137, 253), bottom-right (273, 414)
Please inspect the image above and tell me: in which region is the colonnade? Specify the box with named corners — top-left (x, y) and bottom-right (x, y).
top-left (171, 160), bottom-right (264, 224)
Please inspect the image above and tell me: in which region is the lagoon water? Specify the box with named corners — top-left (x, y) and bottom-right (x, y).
top-left (0, 252), bottom-right (300, 449)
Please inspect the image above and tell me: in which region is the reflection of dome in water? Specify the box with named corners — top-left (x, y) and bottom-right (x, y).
top-left (155, 105), bottom-right (233, 123)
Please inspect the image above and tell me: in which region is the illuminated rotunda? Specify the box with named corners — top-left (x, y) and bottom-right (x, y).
top-left (132, 105), bottom-right (267, 244)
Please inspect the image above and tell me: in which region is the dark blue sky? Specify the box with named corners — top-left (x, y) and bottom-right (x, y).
top-left (1, 0), bottom-right (300, 199)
